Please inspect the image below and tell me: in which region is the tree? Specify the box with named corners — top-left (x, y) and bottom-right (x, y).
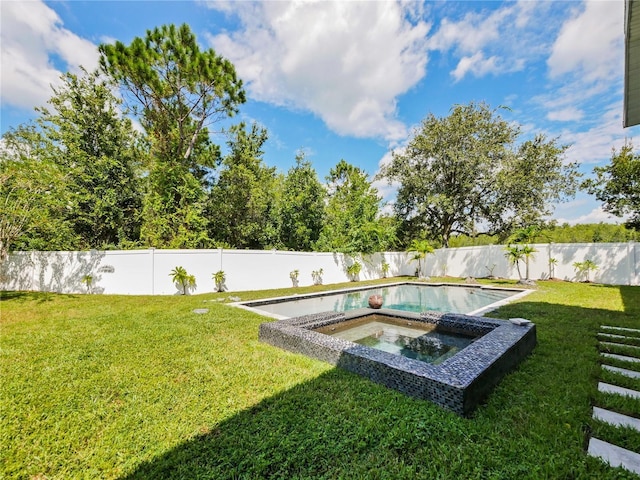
top-left (504, 245), bottom-right (525, 280)
top-left (278, 153), bottom-right (325, 251)
top-left (584, 142), bottom-right (640, 230)
top-left (406, 239), bottom-right (434, 278)
top-left (491, 135), bottom-right (579, 241)
top-left (169, 266), bottom-right (196, 295)
top-left (316, 160), bottom-right (395, 254)
top-left (520, 245), bottom-right (537, 280)
top-left (507, 226), bottom-right (540, 280)
top-left (0, 125), bottom-right (74, 260)
top-left (507, 225), bottom-right (542, 245)
top-left (99, 23), bottom-right (246, 247)
top-left (207, 123), bottom-right (279, 249)
top-left (573, 259), bottom-right (598, 282)
top-left (99, 23), bottom-right (245, 163)
top-left (35, 69), bottom-right (142, 249)
top-left (381, 102), bottom-right (579, 247)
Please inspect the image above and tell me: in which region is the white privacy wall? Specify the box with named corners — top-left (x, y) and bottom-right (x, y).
top-left (422, 242), bottom-right (639, 286)
top-left (1, 243), bottom-right (637, 295)
top-left (0, 249), bottom-right (413, 295)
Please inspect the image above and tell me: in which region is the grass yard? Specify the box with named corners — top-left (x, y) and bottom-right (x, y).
top-left (1, 278), bottom-right (640, 479)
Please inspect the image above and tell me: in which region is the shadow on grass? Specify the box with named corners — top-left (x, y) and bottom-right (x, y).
top-left (120, 297), bottom-right (639, 480)
top-left (0, 291), bottom-right (77, 303)
top-left (121, 369), bottom-right (461, 479)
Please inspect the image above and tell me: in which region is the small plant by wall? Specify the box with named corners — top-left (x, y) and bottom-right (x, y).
top-left (170, 266), bottom-right (196, 295)
top-left (381, 261), bottom-right (390, 279)
top-left (312, 268), bottom-right (323, 285)
top-left (290, 270), bottom-right (299, 287)
top-left (573, 260), bottom-right (598, 283)
top-left (548, 257), bottom-right (558, 279)
top-left (81, 275), bottom-right (93, 294)
top-left (485, 264), bottom-right (497, 279)
top-left (346, 262), bottom-right (361, 282)
top-left (213, 270), bottom-right (226, 292)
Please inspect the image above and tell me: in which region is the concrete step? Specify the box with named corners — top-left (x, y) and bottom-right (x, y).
top-left (601, 326), bottom-right (640, 335)
top-left (599, 332), bottom-right (640, 342)
top-left (598, 382), bottom-right (640, 399)
top-left (602, 326), bottom-right (640, 333)
top-left (588, 437), bottom-right (640, 475)
top-left (593, 406), bottom-right (640, 431)
top-left (603, 364), bottom-right (640, 379)
top-left (601, 341), bottom-right (640, 352)
top-left (602, 352), bottom-right (640, 364)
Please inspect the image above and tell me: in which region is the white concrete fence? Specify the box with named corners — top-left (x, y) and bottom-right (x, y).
top-left (1, 242), bottom-right (637, 295)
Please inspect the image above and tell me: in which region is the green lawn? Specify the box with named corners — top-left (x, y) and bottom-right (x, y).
top-left (2, 278), bottom-right (639, 479)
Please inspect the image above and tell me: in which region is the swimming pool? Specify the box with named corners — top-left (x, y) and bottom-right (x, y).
top-left (241, 282), bottom-right (530, 319)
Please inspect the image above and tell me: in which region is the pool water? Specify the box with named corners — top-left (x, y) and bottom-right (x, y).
top-left (245, 283), bottom-right (519, 318)
top-left (315, 315), bottom-right (476, 364)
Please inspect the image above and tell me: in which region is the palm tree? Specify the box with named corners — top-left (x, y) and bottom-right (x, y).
top-left (521, 245), bottom-right (537, 280)
top-left (508, 225), bottom-right (542, 244)
top-left (507, 226), bottom-right (539, 280)
top-left (548, 257), bottom-right (558, 279)
top-left (573, 260), bottom-right (598, 282)
top-left (406, 239), bottom-right (434, 278)
top-left (170, 266), bottom-right (196, 295)
top-left (504, 245), bottom-right (525, 280)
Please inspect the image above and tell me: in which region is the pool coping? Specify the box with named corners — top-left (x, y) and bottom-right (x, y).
top-left (259, 308), bottom-right (537, 416)
top-left (235, 281), bottom-right (534, 320)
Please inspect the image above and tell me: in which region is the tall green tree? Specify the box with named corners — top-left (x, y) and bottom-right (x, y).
top-left (207, 123), bottom-right (279, 249)
top-left (584, 142), bottom-right (640, 230)
top-left (278, 153), bottom-right (325, 251)
top-left (492, 135), bottom-right (578, 241)
top-left (35, 69), bottom-right (142, 248)
top-left (0, 125), bottom-right (72, 259)
top-left (381, 102), bottom-right (579, 247)
top-left (316, 160), bottom-right (395, 254)
top-left (99, 23), bottom-right (246, 247)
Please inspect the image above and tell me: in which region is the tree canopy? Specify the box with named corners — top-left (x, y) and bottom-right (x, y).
top-left (3, 23), bottom-right (633, 259)
top-left (0, 126), bottom-right (70, 260)
top-left (278, 153), bottom-right (326, 251)
top-left (316, 160), bottom-right (396, 254)
top-left (207, 123), bottom-right (279, 249)
top-left (36, 69), bottom-right (142, 248)
top-left (99, 23), bottom-right (245, 163)
top-left (99, 23), bottom-right (245, 248)
top-left (381, 102), bottom-right (579, 247)
top-left (584, 142), bottom-right (640, 230)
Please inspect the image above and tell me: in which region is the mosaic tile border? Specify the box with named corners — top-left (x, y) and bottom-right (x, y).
top-left (259, 308), bottom-right (536, 416)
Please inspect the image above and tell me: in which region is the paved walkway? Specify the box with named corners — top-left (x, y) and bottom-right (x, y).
top-left (588, 326), bottom-right (640, 475)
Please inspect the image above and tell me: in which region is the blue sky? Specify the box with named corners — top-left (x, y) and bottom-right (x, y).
top-left (1, 0), bottom-right (637, 225)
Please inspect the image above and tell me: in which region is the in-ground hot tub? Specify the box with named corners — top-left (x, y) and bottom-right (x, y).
top-left (259, 308), bottom-right (536, 416)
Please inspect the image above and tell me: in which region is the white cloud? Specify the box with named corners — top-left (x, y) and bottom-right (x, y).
top-left (451, 52), bottom-right (499, 82)
top-left (547, 107), bottom-right (584, 122)
top-left (547, 0), bottom-right (623, 81)
top-left (427, 1), bottom-right (549, 81)
top-left (560, 103), bottom-right (633, 165)
top-left (0, 0), bottom-right (99, 110)
top-left (205, 1), bottom-right (430, 141)
top-left (428, 8), bottom-right (507, 54)
top-left (553, 206), bottom-right (624, 226)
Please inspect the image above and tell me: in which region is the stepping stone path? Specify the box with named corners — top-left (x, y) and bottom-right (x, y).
top-left (587, 325), bottom-right (640, 475)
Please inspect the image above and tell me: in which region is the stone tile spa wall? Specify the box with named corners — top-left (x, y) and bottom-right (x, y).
top-left (259, 309), bottom-right (536, 416)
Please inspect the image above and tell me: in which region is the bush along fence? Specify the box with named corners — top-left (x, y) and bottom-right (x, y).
top-left (0, 242), bottom-right (637, 295)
